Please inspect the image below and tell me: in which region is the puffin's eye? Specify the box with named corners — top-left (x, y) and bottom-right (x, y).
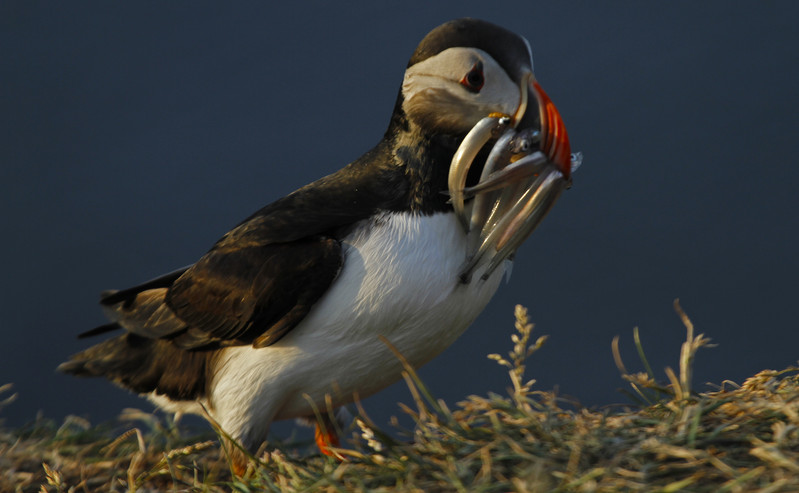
top-left (459, 61), bottom-right (484, 93)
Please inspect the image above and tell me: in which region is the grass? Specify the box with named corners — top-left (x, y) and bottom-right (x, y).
top-left (3, 302), bottom-right (799, 492)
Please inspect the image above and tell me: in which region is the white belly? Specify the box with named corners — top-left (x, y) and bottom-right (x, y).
top-left (186, 211), bottom-right (506, 442)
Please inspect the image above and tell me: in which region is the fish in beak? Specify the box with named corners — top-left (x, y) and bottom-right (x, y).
top-left (449, 72), bottom-right (581, 283)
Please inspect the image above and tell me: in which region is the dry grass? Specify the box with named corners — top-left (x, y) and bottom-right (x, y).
top-left (3, 302), bottom-right (799, 492)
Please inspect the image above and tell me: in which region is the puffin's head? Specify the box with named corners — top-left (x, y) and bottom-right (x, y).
top-left (397, 19), bottom-right (579, 282)
top-left (400, 18), bottom-right (572, 178)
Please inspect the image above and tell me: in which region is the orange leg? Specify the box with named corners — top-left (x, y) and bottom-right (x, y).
top-left (226, 441), bottom-right (250, 477)
top-left (231, 455), bottom-right (248, 478)
top-left (314, 414), bottom-right (341, 457)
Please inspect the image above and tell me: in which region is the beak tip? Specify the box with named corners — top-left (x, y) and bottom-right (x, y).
top-left (530, 79), bottom-right (572, 179)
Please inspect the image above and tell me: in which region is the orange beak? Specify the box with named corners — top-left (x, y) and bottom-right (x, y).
top-left (451, 72), bottom-right (578, 282)
top-left (530, 79), bottom-right (572, 179)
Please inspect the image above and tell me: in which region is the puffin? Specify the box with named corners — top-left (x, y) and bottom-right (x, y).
top-left (59, 18), bottom-right (575, 473)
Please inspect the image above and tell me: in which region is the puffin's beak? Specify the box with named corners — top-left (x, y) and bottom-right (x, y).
top-left (514, 73), bottom-right (572, 179)
top-left (449, 71), bottom-right (579, 283)
top-left (532, 79), bottom-right (572, 179)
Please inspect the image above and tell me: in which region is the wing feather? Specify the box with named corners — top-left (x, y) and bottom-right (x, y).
top-left (165, 236), bottom-right (343, 347)
top-left (85, 142), bottom-right (406, 349)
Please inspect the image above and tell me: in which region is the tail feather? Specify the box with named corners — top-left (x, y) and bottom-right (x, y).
top-left (100, 265), bottom-right (190, 307)
top-left (77, 322), bottom-right (122, 339)
top-left (58, 332), bottom-right (218, 401)
top-left (61, 263), bottom-right (215, 402)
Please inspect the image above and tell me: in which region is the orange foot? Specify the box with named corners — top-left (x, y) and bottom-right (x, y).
top-left (228, 443), bottom-right (250, 477)
top-left (314, 415), bottom-right (342, 459)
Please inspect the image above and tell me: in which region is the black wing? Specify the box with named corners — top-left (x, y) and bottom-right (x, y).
top-left (95, 143), bottom-right (408, 349)
top-left (165, 235), bottom-right (343, 348)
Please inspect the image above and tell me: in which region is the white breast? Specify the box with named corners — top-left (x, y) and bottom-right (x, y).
top-left (163, 212), bottom-right (507, 444)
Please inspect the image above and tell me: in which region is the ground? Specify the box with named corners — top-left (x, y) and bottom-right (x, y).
top-left (3, 305), bottom-right (799, 492)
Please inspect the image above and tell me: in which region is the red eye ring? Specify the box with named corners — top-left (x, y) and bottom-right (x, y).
top-left (459, 61), bottom-right (484, 93)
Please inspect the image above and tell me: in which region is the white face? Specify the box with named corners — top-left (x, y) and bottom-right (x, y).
top-left (401, 47), bottom-right (523, 135)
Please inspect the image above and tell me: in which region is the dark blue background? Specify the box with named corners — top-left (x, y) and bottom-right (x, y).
top-left (2, 1), bottom-right (798, 438)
